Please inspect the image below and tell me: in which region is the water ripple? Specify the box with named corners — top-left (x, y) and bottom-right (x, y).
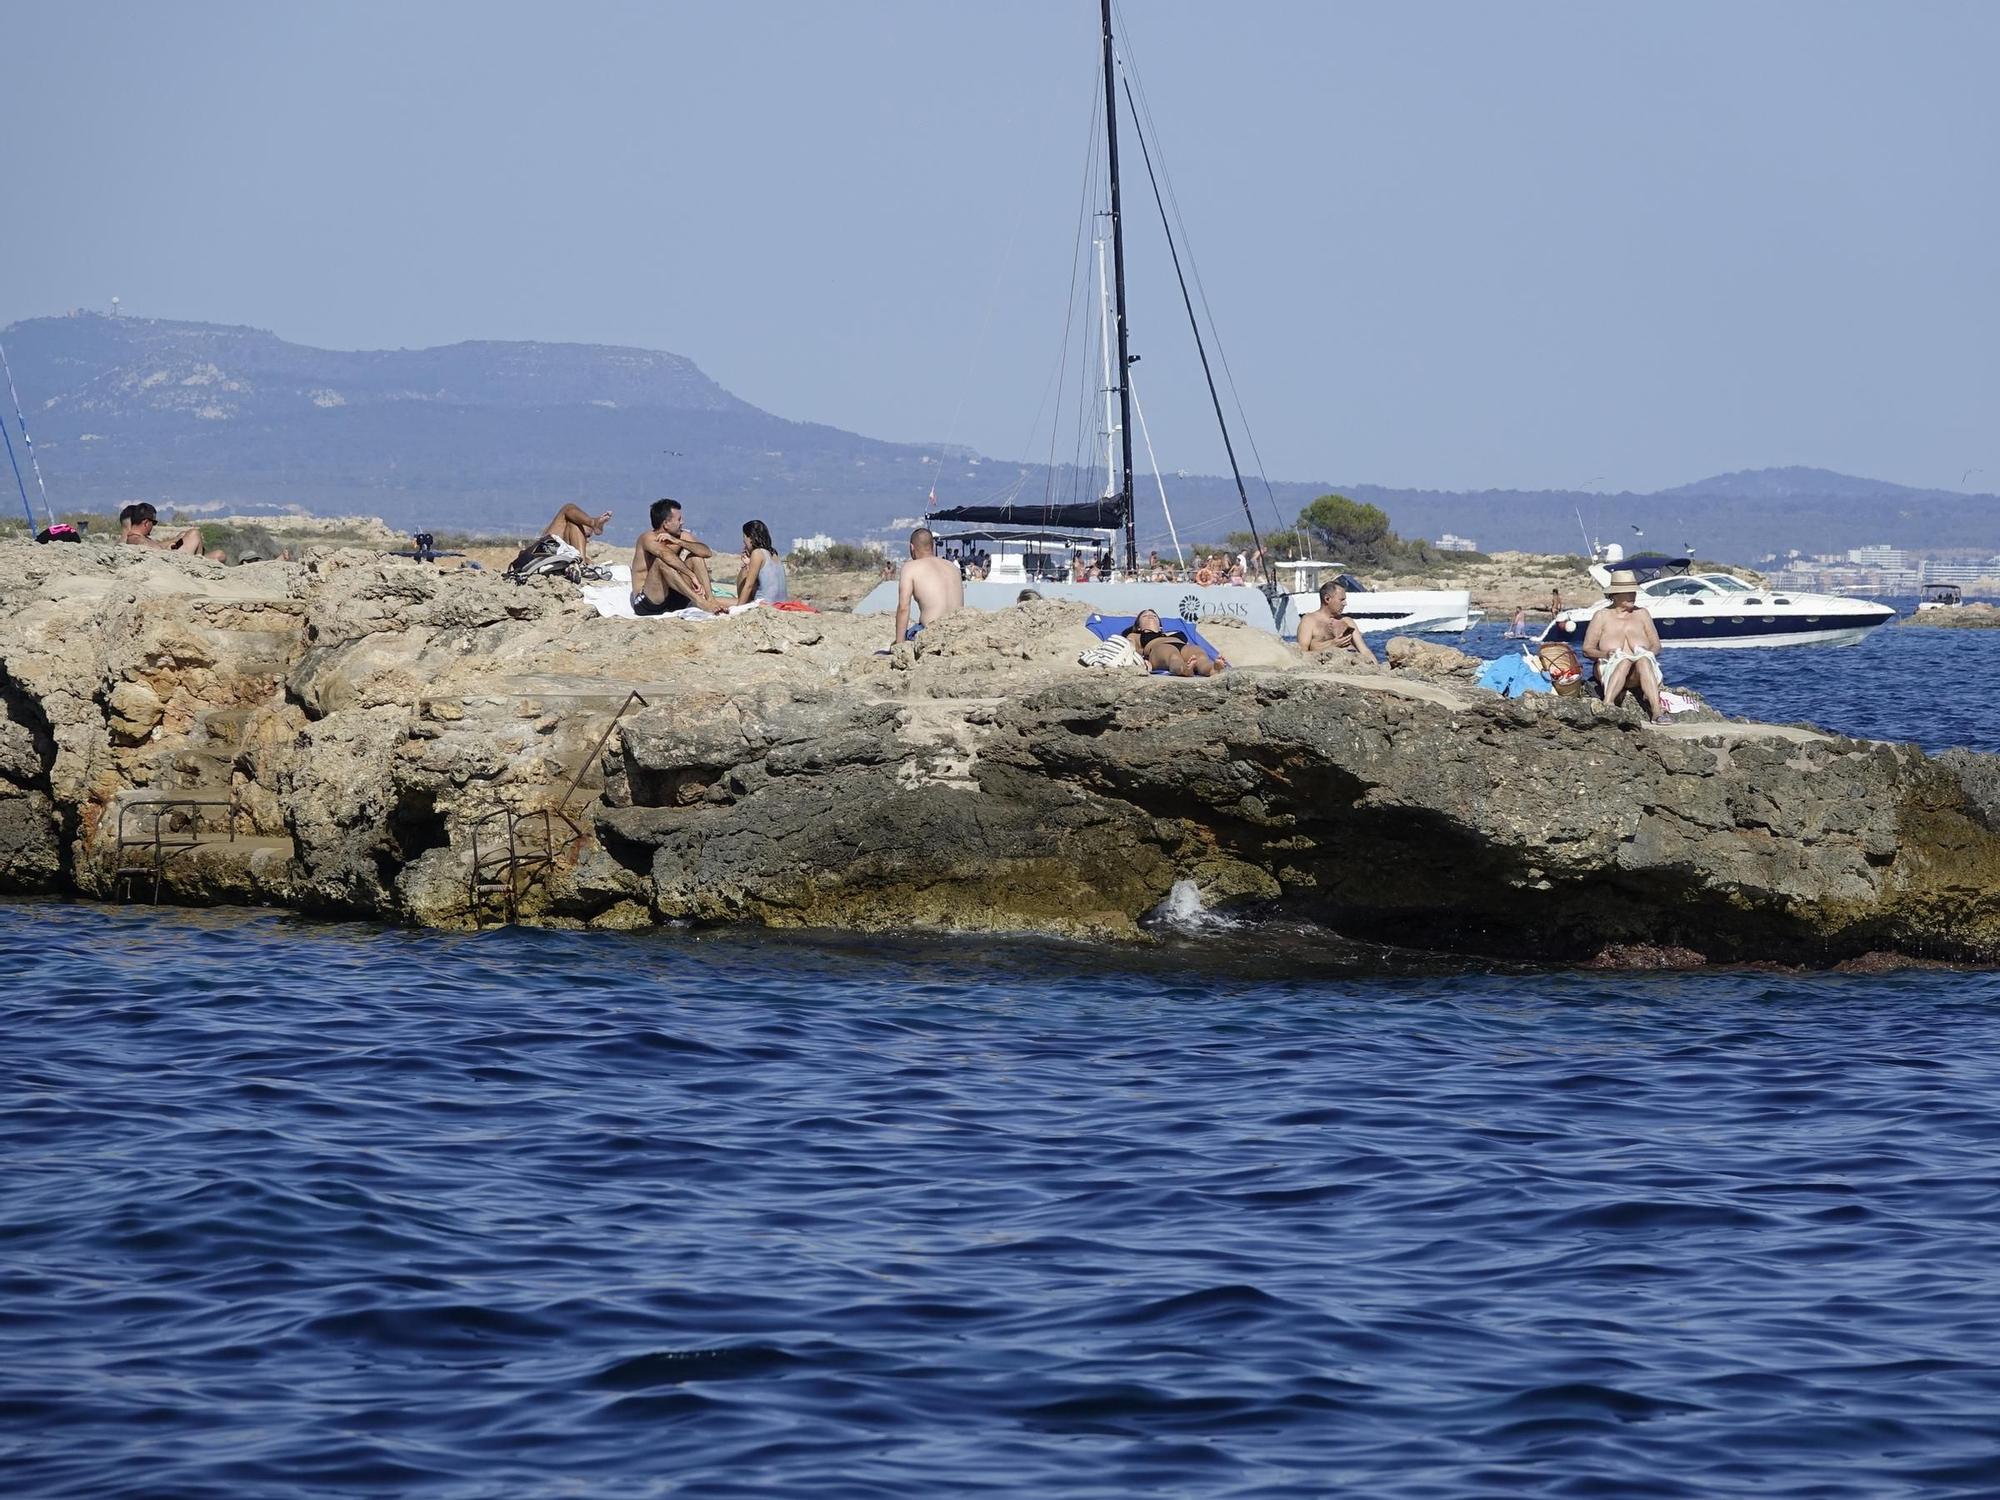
top-left (4, 901), bottom-right (2000, 1497)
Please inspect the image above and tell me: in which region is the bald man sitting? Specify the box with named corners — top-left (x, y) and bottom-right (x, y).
top-left (891, 526), bottom-right (967, 643)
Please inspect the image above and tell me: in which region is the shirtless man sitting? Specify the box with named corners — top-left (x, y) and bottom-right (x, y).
top-left (1120, 609), bottom-right (1217, 677)
top-left (1582, 569), bottom-right (1666, 722)
top-left (120, 503), bottom-right (223, 562)
top-left (892, 527), bottom-right (966, 643)
top-left (630, 497), bottom-right (727, 616)
top-left (540, 502), bottom-right (613, 562)
top-left (1295, 581), bottom-right (1376, 662)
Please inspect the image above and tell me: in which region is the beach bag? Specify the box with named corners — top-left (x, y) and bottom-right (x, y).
top-left (1078, 636), bottom-right (1146, 670)
top-left (504, 534), bottom-right (583, 584)
top-left (1537, 641), bottom-right (1585, 697)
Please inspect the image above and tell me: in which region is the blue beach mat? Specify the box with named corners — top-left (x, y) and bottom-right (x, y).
top-left (1475, 653), bottom-right (1553, 698)
top-left (1085, 613), bottom-right (1226, 671)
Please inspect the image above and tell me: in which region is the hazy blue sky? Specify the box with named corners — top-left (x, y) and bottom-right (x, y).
top-left (4, 1), bottom-right (1996, 492)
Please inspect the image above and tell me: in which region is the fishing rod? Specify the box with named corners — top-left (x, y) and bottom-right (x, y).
top-left (0, 336), bottom-right (55, 532)
top-left (2, 412), bottom-right (34, 533)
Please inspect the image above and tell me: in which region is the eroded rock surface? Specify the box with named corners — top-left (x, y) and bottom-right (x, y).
top-left (1, 538), bottom-right (1996, 965)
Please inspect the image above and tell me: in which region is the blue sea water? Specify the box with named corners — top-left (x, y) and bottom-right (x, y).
top-left (8, 901), bottom-right (2000, 1498)
top-left (1467, 603), bottom-right (1999, 753)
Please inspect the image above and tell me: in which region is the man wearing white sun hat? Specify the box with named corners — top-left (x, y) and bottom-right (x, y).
top-left (1582, 569), bottom-right (1666, 723)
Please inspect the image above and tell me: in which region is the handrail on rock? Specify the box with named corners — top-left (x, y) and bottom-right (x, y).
top-left (469, 689), bottom-right (648, 926)
top-left (114, 794), bottom-right (242, 905)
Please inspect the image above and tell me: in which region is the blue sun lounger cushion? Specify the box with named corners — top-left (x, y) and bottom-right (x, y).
top-left (1084, 613), bottom-right (1226, 672)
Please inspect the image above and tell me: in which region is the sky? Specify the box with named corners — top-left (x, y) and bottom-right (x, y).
top-left (4, 0), bottom-right (1997, 494)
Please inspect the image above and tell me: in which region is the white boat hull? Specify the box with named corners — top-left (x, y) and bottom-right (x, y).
top-left (1283, 589), bottom-right (1473, 636)
top-left (1542, 602), bottom-right (1895, 650)
top-left (854, 578), bottom-right (1281, 633)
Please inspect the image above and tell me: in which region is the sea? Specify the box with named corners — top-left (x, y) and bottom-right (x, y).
top-left (5, 612), bottom-right (1998, 1499)
top-left (1473, 601), bottom-right (2000, 755)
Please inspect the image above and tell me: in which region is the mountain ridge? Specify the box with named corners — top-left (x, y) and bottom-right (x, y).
top-left (3, 311), bottom-right (1993, 557)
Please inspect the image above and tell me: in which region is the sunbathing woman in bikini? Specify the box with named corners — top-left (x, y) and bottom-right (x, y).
top-left (1121, 608), bottom-right (1218, 677)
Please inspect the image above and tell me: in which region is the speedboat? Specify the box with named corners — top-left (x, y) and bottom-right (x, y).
top-left (1918, 582), bottom-right (1963, 612)
top-left (1540, 554), bottom-right (1895, 649)
top-left (1271, 559), bottom-right (1473, 637)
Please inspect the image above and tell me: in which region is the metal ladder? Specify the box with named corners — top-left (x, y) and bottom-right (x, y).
top-left (113, 796), bottom-right (241, 904)
top-left (463, 690), bottom-right (648, 927)
top-left (466, 806), bottom-right (586, 925)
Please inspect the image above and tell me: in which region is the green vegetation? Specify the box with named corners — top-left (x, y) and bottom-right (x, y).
top-left (197, 520), bottom-right (285, 561)
top-left (1228, 495), bottom-right (1490, 573)
top-left (429, 529), bottom-right (530, 551)
top-left (786, 541), bottom-right (883, 572)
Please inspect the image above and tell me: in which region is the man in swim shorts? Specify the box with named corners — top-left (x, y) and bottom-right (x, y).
top-left (1120, 608), bottom-right (1217, 677)
top-left (892, 526), bottom-right (966, 644)
top-left (1581, 569), bottom-right (1666, 721)
top-left (631, 498), bottom-right (727, 616)
top-left (1295, 581), bottom-right (1376, 662)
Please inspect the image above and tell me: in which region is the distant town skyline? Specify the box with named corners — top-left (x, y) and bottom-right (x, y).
top-left (5, 1), bottom-right (1999, 496)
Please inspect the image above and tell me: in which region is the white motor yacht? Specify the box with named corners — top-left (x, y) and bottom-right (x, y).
top-left (1541, 555), bottom-right (1895, 649)
top-left (1271, 559), bottom-right (1474, 637)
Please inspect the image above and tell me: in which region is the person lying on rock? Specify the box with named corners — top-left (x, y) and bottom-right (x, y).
top-left (1582, 569), bottom-right (1667, 723)
top-left (631, 497), bottom-right (727, 616)
top-left (120, 503), bottom-right (224, 562)
top-left (538, 502), bottom-right (613, 563)
top-left (1295, 581), bottom-right (1377, 662)
top-left (1121, 609), bottom-right (1218, 677)
top-left (892, 526), bottom-right (966, 642)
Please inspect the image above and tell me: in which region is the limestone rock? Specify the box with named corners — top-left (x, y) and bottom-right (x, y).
top-left (0, 536), bottom-right (1997, 964)
top-left (1386, 636), bottom-right (1482, 678)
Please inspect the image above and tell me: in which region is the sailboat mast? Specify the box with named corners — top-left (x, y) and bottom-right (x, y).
top-left (1094, 230), bottom-right (1119, 500)
top-left (1101, 0), bottom-right (1138, 573)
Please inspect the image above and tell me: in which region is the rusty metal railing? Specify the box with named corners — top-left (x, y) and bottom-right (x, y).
top-left (114, 796), bottom-right (241, 904)
top-left (466, 690), bottom-right (648, 926)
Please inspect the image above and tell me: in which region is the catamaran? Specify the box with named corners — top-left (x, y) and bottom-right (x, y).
top-left (857, 1), bottom-right (1299, 636)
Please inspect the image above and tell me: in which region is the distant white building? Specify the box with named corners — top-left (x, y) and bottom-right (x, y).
top-left (1436, 532), bottom-right (1479, 553)
top-left (1921, 557), bottom-right (2000, 587)
top-left (790, 532), bottom-right (836, 554)
top-left (1847, 544), bottom-right (1910, 570)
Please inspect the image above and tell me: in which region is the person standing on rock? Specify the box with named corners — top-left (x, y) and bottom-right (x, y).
top-left (1295, 581), bottom-right (1377, 662)
top-left (631, 498), bottom-right (727, 616)
top-left (120, 503), bottom-right (223, 562)
top-left (1582, 569), bottom-right (1666, 722)
top-left (892, 527), bottom-right (965, 642)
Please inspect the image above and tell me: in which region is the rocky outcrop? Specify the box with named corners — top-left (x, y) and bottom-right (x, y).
top-left (2, 538), bottom-right (1997, 966)
top-left (1901, 603), bottom-right (2000, 629)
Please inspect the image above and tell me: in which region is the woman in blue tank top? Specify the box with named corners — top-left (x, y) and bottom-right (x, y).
top-left (737, 519), bottom-right (789, 604)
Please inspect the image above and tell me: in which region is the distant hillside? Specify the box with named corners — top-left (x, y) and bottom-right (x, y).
top-left (3, 312), bottom-right (1993, 558)
top-left (0, 312), bottom-right (1318, 543)
top-left (1346, 470), bottom-right (2000, 560)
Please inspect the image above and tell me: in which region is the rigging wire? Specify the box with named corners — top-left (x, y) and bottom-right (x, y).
top-left (1118, 75), bottom-right (1273, 597)
top-left (1112, 2), bottom-right (1291, 539)
top-left (1127, 371), bottom-right (1185, 568)
top-left (1037, 68), bottom-right (1106, 518)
